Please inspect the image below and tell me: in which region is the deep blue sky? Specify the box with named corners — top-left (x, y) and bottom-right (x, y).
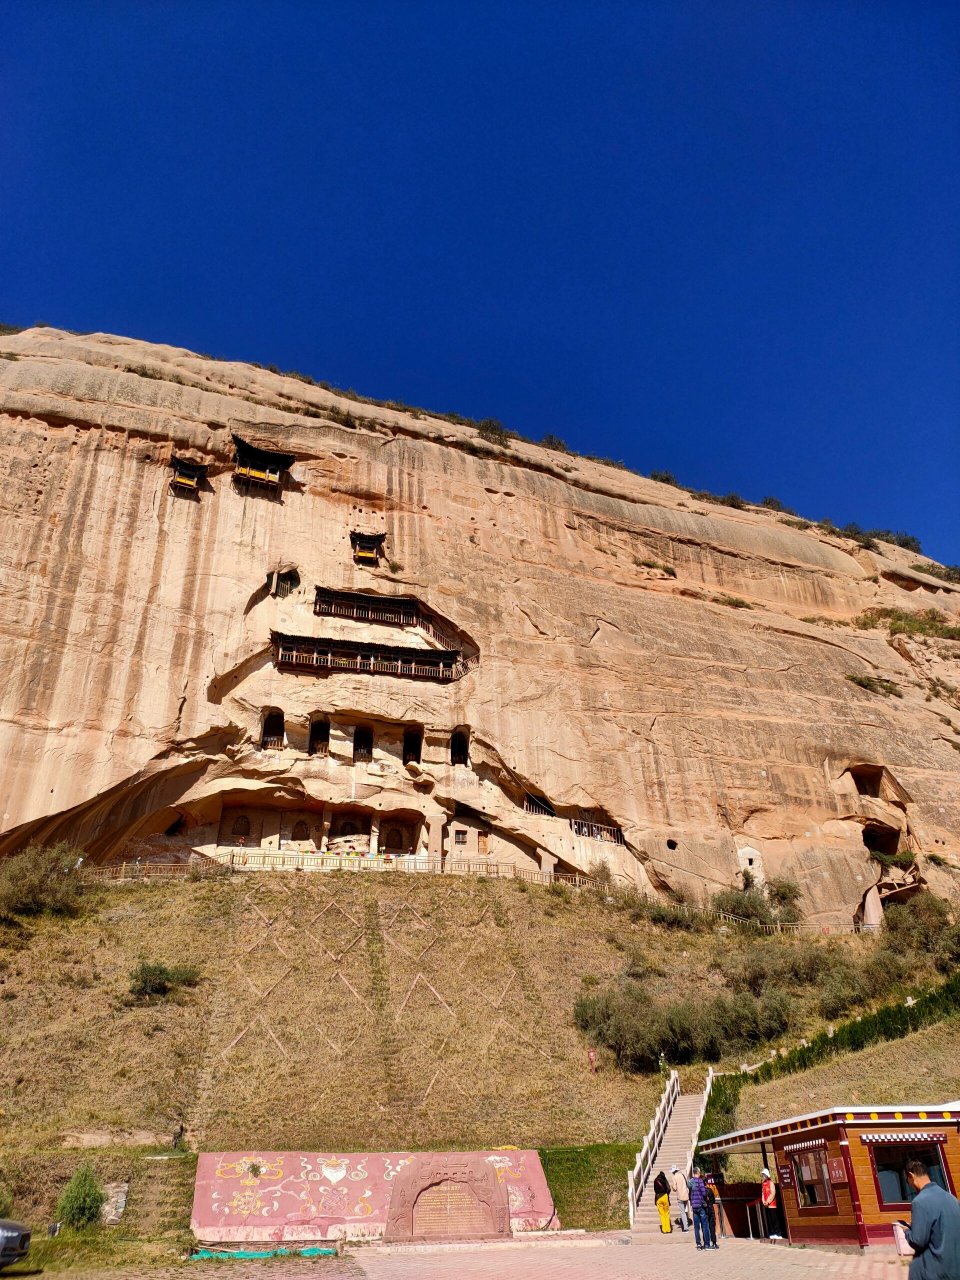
top-left (2, 2), bottom-right (958, 561)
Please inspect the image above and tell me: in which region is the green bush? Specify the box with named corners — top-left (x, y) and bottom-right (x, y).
top-left (765, 879), bottom-right (802, 925)
top-left (816, 966), bottom-right (862, 1019)
top-left (574, 982), bottom-right (796, 1072)
top-left (649, 470), bottom-right (679, 486)
top-left (749, 970), bottom-right (960, 1085)
top-left (0, 842), bottom-right (84, 919)
top-left (854, 608), bottom-right (960, 641)
top-left (910, 563), bottom-right (960, 584)
top-left (540, 433), bottom-right (569, 452)
top-left (846, 674), bottom-right (903, 698)
top-left (712, 888), bottom-right (774, 926)
top-left (715, 594), bottom-right (753, 609)
top-left (57, 1163), bottom-right (106, 1228)
top-left (861, 945), bottom-right (913, 998)
top-left (884, 893), bottom-right (953, 952)
top-left (129, 960), bottom-right (201, 1000)
top-left (934, 924), bottom-right (960, 974)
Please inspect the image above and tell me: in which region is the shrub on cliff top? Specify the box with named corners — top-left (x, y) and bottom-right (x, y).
top-left (0, 842), bottom-right (84, 920)
top-left (855, 607), bottom-right (960, 641)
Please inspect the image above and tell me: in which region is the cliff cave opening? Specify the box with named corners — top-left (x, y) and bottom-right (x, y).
top-left (850, 764), bottom-right (885, 798)
top-left (308, 717), bottom-right (330, 757)
top-left (403, 727), bottom-right (423, 765)
top-left (862, 822), bottom-right (900, 857)
top-left (353, 725), bottom-right (374, 763)
top-left (450, 729), bottom-right (470, 766)
top-left (261, 710), bottom-right (285, 750)
top-left (272, 568), bottom-right (300, 598)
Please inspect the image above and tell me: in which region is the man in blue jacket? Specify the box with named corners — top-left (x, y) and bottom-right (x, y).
top-left (689, 1166), bottom-right (717, 1250)
top-left (904, 1159), bottom-right (960, 1280)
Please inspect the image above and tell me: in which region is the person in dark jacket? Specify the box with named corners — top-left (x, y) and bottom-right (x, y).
top-left (689, 1167), bottom-right (716, 1250)
top-left (653, 1170), bottom-right (672, 1234)
top-left (904, 1160), bottom-right (960, 1280)
top-left (704, 1174), bottom-right (719, 1247)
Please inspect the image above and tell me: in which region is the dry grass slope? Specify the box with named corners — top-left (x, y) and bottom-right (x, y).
top-left (737, 1016), bottom-right (960, 1127)
top-left (1, 874), bottom-right (669, 1159)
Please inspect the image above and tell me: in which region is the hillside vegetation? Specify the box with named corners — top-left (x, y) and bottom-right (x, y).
top-left (2, 865), bottom-right (956, 1248)
top-left (737, 1017), bottom-right (960, 1126)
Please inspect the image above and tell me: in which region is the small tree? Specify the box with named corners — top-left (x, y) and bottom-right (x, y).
top-left (0, 842), bottom-right (84, 919)
top-left (57, 1163), bottom-right (106, 1229)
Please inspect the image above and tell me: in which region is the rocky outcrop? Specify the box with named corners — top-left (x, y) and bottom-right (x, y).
top-left (2, 326), bottom-right (958, 921)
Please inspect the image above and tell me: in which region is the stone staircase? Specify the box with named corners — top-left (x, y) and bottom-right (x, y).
top-left (630, 1080), bottom-right (712, 1238)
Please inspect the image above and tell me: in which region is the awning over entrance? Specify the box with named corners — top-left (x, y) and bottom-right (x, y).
top-left (699, 1102), bottom-right (960, 1157)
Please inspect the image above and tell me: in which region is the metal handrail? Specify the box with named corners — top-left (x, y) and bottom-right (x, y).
top-left (569, 819), bottom-right (626, 844)
top-left (628, 1069), bottom-right (680, 1228)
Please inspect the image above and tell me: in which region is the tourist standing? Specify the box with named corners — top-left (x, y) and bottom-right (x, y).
top-left (653, 1170), bottom-right (672, 1234)
top-left (904, 1159), bottom-right (960, 1280)
top-left (704, 1174), bottom-right (719, 1247)
top-left (689, 1166), bottom-right (713, 1250)
top-left (761, 1168), bottom-right (783, 1239)
top-left (670, 1164), bottom-right (690, 1232)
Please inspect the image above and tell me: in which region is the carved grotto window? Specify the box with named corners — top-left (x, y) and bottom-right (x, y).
top-left (231, 815), bottom-right (251, 839)
top-left (450, 729), bottom-right (470, 766)
top-left (261, 710), bottom-right (285, 750)
top-left (353, 725), bottom-right (374, 763)
top-left (403, 727), bottom-right (423, 765)
top-left (291, 820), bottom-right (310, 841)
top-left (308, 718), bottom-right (330, 757)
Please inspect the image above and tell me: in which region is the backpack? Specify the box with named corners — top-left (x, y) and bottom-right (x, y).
top-left (704, 1184), bottom-right (716, 1208)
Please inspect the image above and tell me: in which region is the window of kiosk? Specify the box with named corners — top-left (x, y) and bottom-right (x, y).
top-left (790, 1149), bottom-right (834, 1208)
top-left (872, 1144), bottom-right (948, 1207)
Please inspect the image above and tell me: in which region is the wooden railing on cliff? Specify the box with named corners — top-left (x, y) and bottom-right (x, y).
top-left (83, 855), bottom-right (594, 888)
top-left (82, 861), bottom-right (863, 931)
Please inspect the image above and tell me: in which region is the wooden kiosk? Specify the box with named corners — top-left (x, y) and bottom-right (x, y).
top-left (699, 1102), bottom-right (960, 1249)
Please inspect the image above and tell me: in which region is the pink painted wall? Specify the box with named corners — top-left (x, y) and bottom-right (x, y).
top-left (191, 1150), bottom-right (557, 1244)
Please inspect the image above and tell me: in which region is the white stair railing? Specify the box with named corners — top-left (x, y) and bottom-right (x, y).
top-left (627, 1070), bottom-right (679, 1228)
top-left (687, 1066), bottom-right (715, 1171)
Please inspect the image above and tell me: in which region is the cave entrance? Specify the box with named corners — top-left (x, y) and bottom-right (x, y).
top-left (308, 718), bottom-right (330, 757)
top-left (862, 822), bottom-right (900, 857)
top-left (403, 727), bottom-right (423, 765)
top-left (849, 764), bottom-right (885, 798)
top-left (261, 710), bottom-right (285, 750)
top-left (353, 725), bottom-right (374, 763)
top-left (450, 729), bottom-right (470, 766)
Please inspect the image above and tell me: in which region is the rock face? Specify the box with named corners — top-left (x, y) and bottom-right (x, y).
top-left (1, 326), bottom-right (959, 921)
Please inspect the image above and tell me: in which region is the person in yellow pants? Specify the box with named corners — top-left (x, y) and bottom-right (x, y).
top-left (654, 1170), bottom-right (672, 1233)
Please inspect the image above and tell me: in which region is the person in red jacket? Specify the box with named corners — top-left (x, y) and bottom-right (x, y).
top-left (761, 1168), bottom-right (783, 1240)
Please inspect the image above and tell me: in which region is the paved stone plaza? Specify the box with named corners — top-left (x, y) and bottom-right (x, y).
top-left (39, 1232), bottom-right (910, 1279)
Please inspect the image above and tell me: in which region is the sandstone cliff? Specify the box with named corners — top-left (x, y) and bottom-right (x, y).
top-left (1, 326), bottom-right (958, 922)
